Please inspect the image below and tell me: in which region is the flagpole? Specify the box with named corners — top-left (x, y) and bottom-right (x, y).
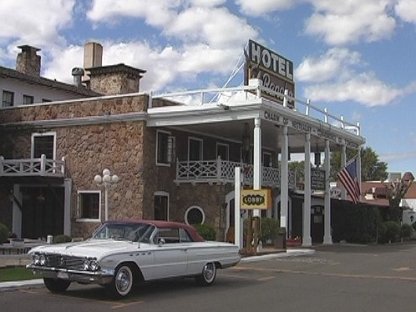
top-left (357, 147), bottom-right (362, 202)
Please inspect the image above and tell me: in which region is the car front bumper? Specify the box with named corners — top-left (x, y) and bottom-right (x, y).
top-left (27, 264), bottom-right (114, 285)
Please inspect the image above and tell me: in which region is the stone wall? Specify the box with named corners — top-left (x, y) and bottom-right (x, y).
top-left (0, 94), bottom-right (148, 124)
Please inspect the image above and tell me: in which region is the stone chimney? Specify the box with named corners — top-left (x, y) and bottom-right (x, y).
top-left (84, 42), bottom-right (103, 69)
top-left (16, 45), bottom-right (41, 76)
top-left (87, 64), bottom-right (146, 95)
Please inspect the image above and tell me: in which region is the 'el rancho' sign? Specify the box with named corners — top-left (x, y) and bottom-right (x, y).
top-left (245, 39), bottom-right (295, 108)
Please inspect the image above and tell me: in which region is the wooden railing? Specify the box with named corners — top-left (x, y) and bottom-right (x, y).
top-left (0, 154), bottom-right (65, 177)
top-left (175, 157), bottom-right (296, 188)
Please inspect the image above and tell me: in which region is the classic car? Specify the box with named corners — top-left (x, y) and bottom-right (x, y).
top-left (27, 220), bottom-right (241, 298)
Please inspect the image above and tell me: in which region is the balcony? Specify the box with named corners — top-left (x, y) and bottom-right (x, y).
top-left (175, 157), bottom-right (296, 188)
top-left (0, 154), bottom-right (65, 178)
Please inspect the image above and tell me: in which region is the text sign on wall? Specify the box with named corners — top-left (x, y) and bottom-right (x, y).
top-left (241, 189), bottom-right (272, 210)
top-left (245, 39), bottom-right (295, 107)
top-left (311, 168), bottom-right (326, 191)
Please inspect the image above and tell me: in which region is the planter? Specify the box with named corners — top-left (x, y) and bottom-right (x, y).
top-left (10, 239), bottom-right (24, 247)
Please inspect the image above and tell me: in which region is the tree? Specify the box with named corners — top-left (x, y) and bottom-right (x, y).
top-left (330, 147), bottom-right (388, 182)
top-left (385, 172), bottom-right (414, 222)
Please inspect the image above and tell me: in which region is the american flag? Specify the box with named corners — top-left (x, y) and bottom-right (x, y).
top-left (337, 157), bottom-right (361, 204)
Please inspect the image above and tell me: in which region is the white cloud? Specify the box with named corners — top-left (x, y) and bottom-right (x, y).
top-left (87, 0), bottom-right (178, 27)
top-left (0, 0), bottom-right (74, 46)
top-left (395, 0), bottom-right (416, 23)
top-left (165, 6), bottom-right (257, 47)
top-left (296, 48), bottom-right (361, 83)
top-left (236, 0), bottom-right (299, 16)
top-left (305, 0), bottom-right (396, 45)
top-left (303, 72), bottom-right (404, 107)
top-left (42, 40), bottom-right (243, 92)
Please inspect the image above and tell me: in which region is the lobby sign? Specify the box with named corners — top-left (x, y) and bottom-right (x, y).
top-left (241, 189), bottom-right (272, 210)
top-left (311, 168), bottom-right (325, 191)
top-left (245, 39), bottom-right (295, 108)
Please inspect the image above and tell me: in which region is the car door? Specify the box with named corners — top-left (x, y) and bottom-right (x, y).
top-left (150, 228), bottom-right (188, 280)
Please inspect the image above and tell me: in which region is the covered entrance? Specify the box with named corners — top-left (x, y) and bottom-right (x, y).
top-left (21, 186), bottom-right (64, 239)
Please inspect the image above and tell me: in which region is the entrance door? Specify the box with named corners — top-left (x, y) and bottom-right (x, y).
top-left (21, 187), bottom-right (64, 239)
top-left (311, 205), bottom-right (324, 244)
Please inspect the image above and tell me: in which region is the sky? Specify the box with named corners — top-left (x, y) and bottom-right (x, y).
top-left (1, 0), bottom-right (416, 175)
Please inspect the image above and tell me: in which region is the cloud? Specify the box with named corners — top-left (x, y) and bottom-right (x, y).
top-left (395, 0), bottom-right (416, 23)
top-left (0, 0), bottom-right (74, 46)
top-left (305, 0), bottom-right (396, 45)
top-left (296, 48), bottom-right (361, 83)
top-left (236, 0), bottom-right (299, 16)
top-left (380, 151), bottom-right (416, 162)
top-left (87, 0), bottom-right (178, 28)
top-left (296, 46), bottom-right (416, 107)
top-left (303, 72), bottom-right (404, 107)
top-left (165, 6), bottom-right (258, 47)
top-left (42, 40), bottom-right (244, 92)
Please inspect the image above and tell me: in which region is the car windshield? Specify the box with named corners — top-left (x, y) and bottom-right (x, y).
top-left (92, 223), bottom-right (155, 243)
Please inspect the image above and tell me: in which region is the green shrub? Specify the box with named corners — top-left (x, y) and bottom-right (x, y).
top-left (0, 223), bottom-right (9, 244)
top-left (53, 234), bottom-right (72, 244)
top-left (193, 224), bottom-right (216, 241)
top-left (401, 223), bottom-right (413, 239)
top-left (260, 218), bottom-right (280, 243)
top-left (379, 221), bottom-right (401, 243)
top-left (412, 222), bottom-right (416, 231)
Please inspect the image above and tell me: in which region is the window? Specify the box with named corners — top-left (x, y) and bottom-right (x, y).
top-left (78, 191), bottom-right (100, 220)
top-left (32, 132), bottom-right (56, 158)
top-left (263, 152), bottom-right (272, 167)
top-left (154, 192), bottom-right (169, 220)
top-left (185, 206), bottom-right (205, 225)
top-left (188, 137), bottom-right (203, 161)
top-left (42, 99), bottom-right (52, 103)
top-left (216, 143), bottom-right (229, 161)
top-left (156, 227), bottom-right (193, 243)
top-left (156, 130), bottom-right (171, 165)
top-left (2, 90), bottom-right (14, 107)
top-left (23, 95), bottom-right (34, 105)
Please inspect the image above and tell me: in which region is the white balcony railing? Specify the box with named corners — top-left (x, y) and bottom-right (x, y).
top-left (175, 157), bottom-right (296, 188)
top-left (0, 154), bottom-right (65, 177)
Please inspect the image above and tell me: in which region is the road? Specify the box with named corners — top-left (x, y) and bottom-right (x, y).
top-left (1, 242), bottom-right (416, 312)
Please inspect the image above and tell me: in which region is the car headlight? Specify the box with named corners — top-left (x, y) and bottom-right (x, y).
top-left (83, 258), bottom-right (100, 271)
top-left (39, 254), bottom-right (47, 266)
top-left (89, 260), bottom-right (100, 271)
top-left (33, 254), bottom-right (41, 265)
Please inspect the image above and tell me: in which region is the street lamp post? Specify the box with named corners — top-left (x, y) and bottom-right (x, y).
top-left (94, 168), bottom-right (119, 221)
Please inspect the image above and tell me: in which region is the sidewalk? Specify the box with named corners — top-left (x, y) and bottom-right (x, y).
top-left (0, 247), bottom-right (315, 292)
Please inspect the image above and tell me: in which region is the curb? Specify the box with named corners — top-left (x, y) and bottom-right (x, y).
top-left (240, 248), bottom-right (315, 263)
top-left (0, 249), bottom-right (315, 291)
top-left (0, 279), bottom-right (44, 291)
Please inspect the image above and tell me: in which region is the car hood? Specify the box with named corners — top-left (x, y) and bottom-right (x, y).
top-left (29, 239), bottom-right (149, 259)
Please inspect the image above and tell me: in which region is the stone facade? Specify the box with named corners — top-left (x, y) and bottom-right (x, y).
top-left (0, 93), bottom-right (247, 239)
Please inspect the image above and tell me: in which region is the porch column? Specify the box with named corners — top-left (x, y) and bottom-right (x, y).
top-left (12, 184), bottom-right (22, 238)
top-left (280, 125), bottom-right (289, 234)
top-left (63, 178), bottom-right (72, 236)
top-left (253, 117), bottom-right (262, 217)
top-left (303, 133), bottom-right (312, 246)
top-left (357, 146), bottom-right (362, 202)
top-left (340, 145), bottom-right (347, 199)
top-left (234, 167), bottom-right (242, 249)
top-left (323, 139), bottom-right (333, 244)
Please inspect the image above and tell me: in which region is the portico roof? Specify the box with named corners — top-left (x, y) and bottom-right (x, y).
top-left (147, 85), bottom-right (365, 153)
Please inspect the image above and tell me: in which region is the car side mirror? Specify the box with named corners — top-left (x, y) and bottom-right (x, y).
top-left (158, 238), bottom-right (165, 246)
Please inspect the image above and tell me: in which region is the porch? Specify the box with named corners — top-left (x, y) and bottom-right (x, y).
top-left (175, 157), bottom-right (296, 188)
top-left (0, 154), bottom-right (65, 178)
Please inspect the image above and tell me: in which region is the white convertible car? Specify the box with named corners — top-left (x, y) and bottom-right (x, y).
top-left (27, 220), bottom-right (241, 298)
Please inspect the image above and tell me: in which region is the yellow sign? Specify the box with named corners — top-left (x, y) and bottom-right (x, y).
top-left (241, 189), bottom-right (272, 210)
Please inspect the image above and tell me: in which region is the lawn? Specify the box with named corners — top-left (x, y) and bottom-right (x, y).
top-left (0, 267), bottom-right (39, 282)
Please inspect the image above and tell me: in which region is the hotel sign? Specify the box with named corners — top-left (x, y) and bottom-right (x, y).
top-left (241, 189), bottom-right (272, 210)
top-left (245, 40), bottom-right (295, 108)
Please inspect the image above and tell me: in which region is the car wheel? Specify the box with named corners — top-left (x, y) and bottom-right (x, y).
top-left (43, 278), bottom-right (71, 293)
top-left (107, 264), bottom-right (134, 298)
top-left (196, 262), bottom-right (217, 286)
